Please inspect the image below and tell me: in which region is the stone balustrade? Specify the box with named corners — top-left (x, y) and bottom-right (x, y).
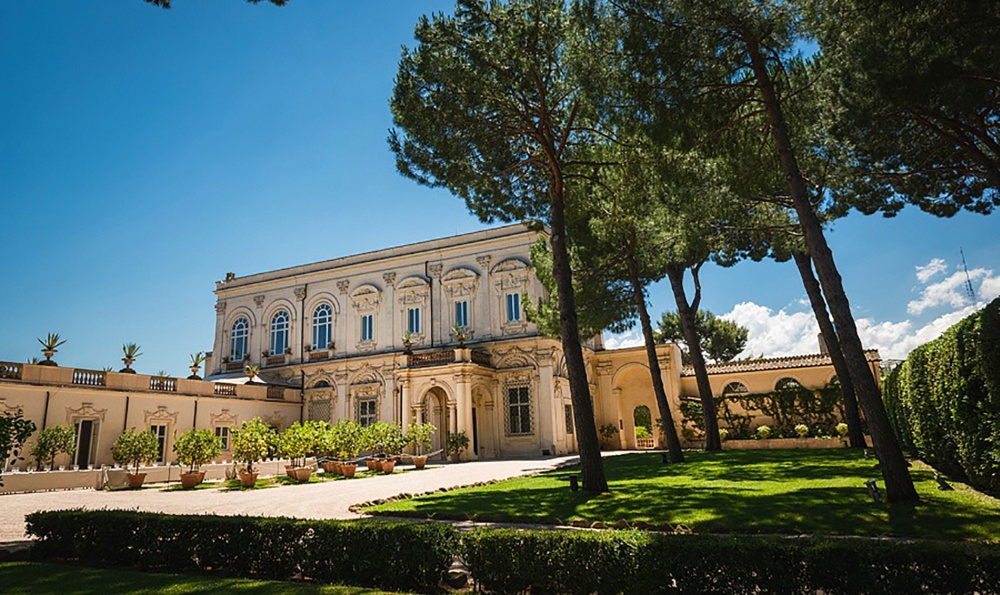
top-left (1, 361), bottom-right (298, 402)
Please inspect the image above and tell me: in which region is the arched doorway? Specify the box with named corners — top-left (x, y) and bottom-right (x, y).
top-left (420, 387), bottom-right (449, 460)
top-left (472, 386), bottom-right (496, 459)
top-left (633, 405), bottom-right (654, 449)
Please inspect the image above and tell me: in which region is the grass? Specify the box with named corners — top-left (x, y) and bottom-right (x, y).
top-left (369, 449), bottom-right (1000, 542)
top-left (0, 562), bottom-right (405, 594)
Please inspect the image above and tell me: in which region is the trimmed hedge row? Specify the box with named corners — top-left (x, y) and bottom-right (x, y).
top-left (883, 297), bottom-right (1000, 493)
top-left (25, 509), bottom-right (457, 592)
top-left (25, 510), bottom-right (1000, 594)
top-left (464, 528), bottom-right (1000, 594)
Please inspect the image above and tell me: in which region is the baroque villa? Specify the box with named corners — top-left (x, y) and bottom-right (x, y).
top-left (0, 224), bottom-right (877, 471)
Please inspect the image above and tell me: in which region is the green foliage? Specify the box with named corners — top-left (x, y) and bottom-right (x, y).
top-left (447, 431), bottom-right (469, 455)
top-left (189, 352), bottom-right (206, 367)
top-left (172, 428), bottom-right (222, 474)
top-left (795, 424), bottom-right (810, 438)
top-left (883, 297), bottom-right (1000, 493)
top-left (756, 425), bottom-right (773, 440)
top-left (334, 420), bottom-right (364, 460)
top-left (1, 410), bottom-right (36, 485)
top-left (230, 418), bottom-right (278, 474)
top-left (634, 425), bottom-right (651, 439)
top-left (720, 384), bottom-right (844, 439)
top-left (37, 333), bottom-right (66, 351)
top-left (657, 309), bottom-right (749, 364)
top-left (278, 421), bottom-right (324, 467)
top-left (463, 527), bottom-right (1000, 594)
top-left (363, 422), bottom-right (407, 457)
top-left (31, 425), bottom-right (76, 471)
top-left (679, 400), bottom-right (704, 435)
top-left (121, 342), bottom-right (142, 360)
top-left (110, 428), bottom-right (158, 475)
top-left (598, 423), bottom-right (619, 441)
top-left (405, 420), bottom-right (436, 455)
top-left (25, 510), bottom-right (459, 593)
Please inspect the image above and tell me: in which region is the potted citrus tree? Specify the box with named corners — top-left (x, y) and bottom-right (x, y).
top-left (279, 421), bottom-right (320, 482)
top-left (230, 417), bottom-right (276, 488)
top-left (380, 423), bottom-right (408, 474)
top-left (111, 428), bottom-right (159, 488)
top-left (406, 420), bottom-right (436, 470)
top-left (336, 420), bottom-right (363, 479)
top-left (30, 425), bottom-right (76, 471)
top-left (447, 430), bottom-right (469, 462)
top-left (172, 428), bottom-right (221, 489)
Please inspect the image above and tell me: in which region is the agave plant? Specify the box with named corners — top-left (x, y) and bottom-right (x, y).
top-left (120, 342), bottom-right (142, 373)
top-left (188, 352), bottom-right (207, 380)
top-left (37, 333), bottom-right (66, 365)
top-left (245, 364), bottom-right (261, 383)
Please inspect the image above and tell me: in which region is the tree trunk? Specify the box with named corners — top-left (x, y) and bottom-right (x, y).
top-left (745, 36), bottom-right (918, 502)
top-left (792, 252), bottom-right (866, 448)
top-left (665, 264), bottom-right (721, 451)
top-left (549, 181), bottom-right (608, 493)
top-left (626, 246), bottom-right (684, 463)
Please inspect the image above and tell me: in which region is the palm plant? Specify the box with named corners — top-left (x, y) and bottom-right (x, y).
top-left (245, 364), bottom-right (261, 383)
top-left (120, 342), bottom-right (142, 373)
top-left (188, 352), bottom-right (207, 379)
top-left (37, 333), bottom-right (66, 366)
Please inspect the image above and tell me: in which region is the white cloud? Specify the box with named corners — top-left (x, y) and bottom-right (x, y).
top-left (603, 328), bottom-right (644, 350)
top-left (720, 302), bottom-right (820, 357)
top-left (915, 258), bottom-right (948, 283)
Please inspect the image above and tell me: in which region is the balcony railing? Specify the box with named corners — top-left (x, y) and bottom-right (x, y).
top-left (72, 369), bottom-right (106, 387)
top-left (214, 383), bottom-right (237, 396)
top-left (265, 355), bottom-right (285, 367)
top-left (0, 362), bottom-right (22, 380)
top-left (471, 350), bottom-right (492, 367)
top-left (409, 350), bottom-right (456, 368)
top-left (267, 386), bottom-right (286, 400)
top-left (308, 350), bottom-right (330, 362)
top-left (149, 377), bottom-right (177, 392)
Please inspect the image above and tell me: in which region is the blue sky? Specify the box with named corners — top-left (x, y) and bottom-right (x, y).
top-left (1, 1), bottom-right (997, 376)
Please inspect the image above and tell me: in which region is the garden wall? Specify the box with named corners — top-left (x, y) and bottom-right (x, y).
top-left (883, 297), bottom-right (1000, 493)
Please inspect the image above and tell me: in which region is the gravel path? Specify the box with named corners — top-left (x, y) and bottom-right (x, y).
top-left (0, 456), bottom-right (580, 545)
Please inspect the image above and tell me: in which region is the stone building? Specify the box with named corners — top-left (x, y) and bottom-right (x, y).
top-left (0, 223), bottom-right (876, 471)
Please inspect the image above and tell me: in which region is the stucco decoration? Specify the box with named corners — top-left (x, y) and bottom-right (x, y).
top-left (210, 409), bottom-right (238, 427)
top-left (0, 399), bottom-right (23, 415)
top-left (495, 346), bottom-right (537, 371)
top-left (350, 284), bottom-right (382, 312)
top-left (215, 301), bottom-right (227, 315)
top-left (442, 267), bottom-right (480, 298)
top-left (263, 411), bottom-right (287, 431)
top-left (143, 406), bottom-right (178, 427)
top-left (66, 402), bottom-right (108, 424)
top-left (492, 258), bottom-right (531, 335)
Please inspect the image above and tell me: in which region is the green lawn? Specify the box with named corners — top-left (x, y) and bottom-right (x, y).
top-left (369, 449), bottom-right (1000, 542)
top-left (0, 562), bottom-right (405, 594)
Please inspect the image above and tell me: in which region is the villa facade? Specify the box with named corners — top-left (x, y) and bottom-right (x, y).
top-left (0, 224), bottom-right (877, 470)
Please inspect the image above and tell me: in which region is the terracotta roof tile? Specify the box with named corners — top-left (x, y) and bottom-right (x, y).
top-left (680, 350), bottom-right (880, 377)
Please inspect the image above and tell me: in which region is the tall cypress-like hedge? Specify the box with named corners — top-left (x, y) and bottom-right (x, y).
top-left (883, 297), bottom-right (1000, 493)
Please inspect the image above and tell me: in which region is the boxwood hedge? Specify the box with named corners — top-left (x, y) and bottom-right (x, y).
top-left (464, 528), bottom-right (1000, 594)
top-left (883, 297), bottom-right (1000, 493)
top-left (25, 509), bottom-right (458, 592)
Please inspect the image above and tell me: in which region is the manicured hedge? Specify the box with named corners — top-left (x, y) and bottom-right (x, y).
top-left (463, 528), bottom-right (1000, 594)
top-left (883, 297), bottom-right (1000, 493)
top-left (25, 509), bottom-right (458, 592)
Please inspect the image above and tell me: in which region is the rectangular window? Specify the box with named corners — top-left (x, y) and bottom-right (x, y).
top-left (407, 307), bottom-right (421, 335)
top-left (214, 426), bottom-right (230, 451)
top-left (455, 301), bottom-right (469, 328)
top-left (361, 314), bottom-right (374, 342)
top-left (506, 386), bottom-right (532, 435)
top-left (565, 404), bottom-right (574, 435)
top-left (506, 293), bottom-right (521, 322)
top-left (150, 424), bottom-right (168, 463)
top-left (358, 399), bottom-right (377, 427)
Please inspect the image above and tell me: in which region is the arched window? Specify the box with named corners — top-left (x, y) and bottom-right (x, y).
top-left (722, 382), bottom-right (749, 396)
top-left (270, 310), bottom-right (290, 355)
top-left (230, 317), bottom-right (249, 361)
top-left (775, 377), bottom-right (803, 391)
top-left (312, 304), bottom-right (333, 349)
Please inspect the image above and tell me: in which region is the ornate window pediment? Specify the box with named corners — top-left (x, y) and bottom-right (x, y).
top-left (350, 284), bottom-right (382, 312)
top-left (492, 258), bottom-right (531, 334)
top-left (442, 267), bottom-right (480, 298)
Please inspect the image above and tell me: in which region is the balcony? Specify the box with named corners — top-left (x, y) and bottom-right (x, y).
top-left (406, 348), bottom-right (493, 369)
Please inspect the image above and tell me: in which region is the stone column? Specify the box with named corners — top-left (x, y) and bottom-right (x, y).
top-left (613, 387), bottom-right (625, 449)
top-left (428, 263), bottom-right (443, 347)
top-left (213, 301), bottom-right (227, 375)
top-left (337, 281), bottom-right (350, 356)
top-left (455, 372), bottom-right (474, 460)
top-left (383, 272), bottom-right (396, 350)
top-left (399, 377), bottom-right (411, 427)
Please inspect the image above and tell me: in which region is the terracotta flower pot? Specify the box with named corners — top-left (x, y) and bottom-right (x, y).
top-left (332, 461), bottom-right (343, 475)
top-left (449, 453), bottom-right (461, 463)
top-left (366, 459), bottom-right (377, 471)
top-left (412, 455), bottom-right (428, 470)
top-left (291, 467), bottom-right (313, 483)
top-left (127, 473), bottom-right (147, 489)
top-left (285, 464), bottom-right (297, 478)
top-left (382, 460), bottom-right (396, 474)
top-left (239, 471), bottom-right (258, 488)
top-left (341, 463), bottom-right (357, 479)
top-left (180, 471), bottom-right (206, 489)
top-left (321, 462), bottom-right (337, 474)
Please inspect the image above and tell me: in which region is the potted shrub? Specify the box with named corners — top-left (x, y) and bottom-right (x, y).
top-left (598, 423), bottom-right (619, 450)
top-left (836, 422), bottom-right (850, 445)
top-left (314, 421), bottom-right (339, 474)
top-left (120, 342), bottom-right (142, 373)
top-left (380, 423), bottom-right (408, 474)
top-left (279, 421), bottom-right (321, 482)
top-left (188, 352), bottom-right (207, 380)
top-left (111, 428), bottom-right (159, 488)
top-left (1, 411), bottom-right (35, 484)
top-left (36, 333), bottom-right (66, 366)
top-left (794, 424), bottom-right (810, 439)
top-left (756, 424), bottom-right (773, 440)
top-left (31, 425), bottom-right (76, 471)
top-left (406, 420), bottom-right (437, 470)
top-left (364, 422), bottom-right (391, 470)
top-left (230, 417), bottom-right (277, 488)
top-left (447, 430), bottom-right (469, 462)
top-left (245, 364), bottom-right (260, 384)
top-left (336, 420), bottom-right (363, 478)
top-left (173, 428), bottom-right (221, 489)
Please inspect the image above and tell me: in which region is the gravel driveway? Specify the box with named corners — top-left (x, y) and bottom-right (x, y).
top-left (0, 456), bottom-right (580, 545)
